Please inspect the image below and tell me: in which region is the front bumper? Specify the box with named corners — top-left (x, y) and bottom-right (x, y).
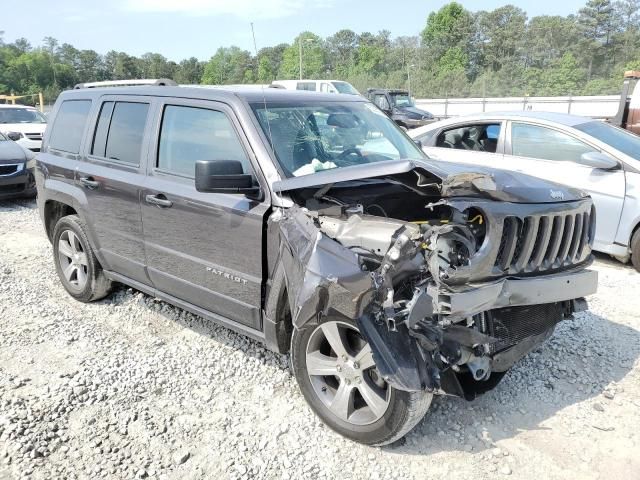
top-left (0, 164), bottom-right (36, 199)
top-left (432, 267), bottom-right (598, 317)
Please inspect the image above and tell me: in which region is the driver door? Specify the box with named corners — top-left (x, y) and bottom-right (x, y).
top-left (141, 98), bottom-right (269, 330)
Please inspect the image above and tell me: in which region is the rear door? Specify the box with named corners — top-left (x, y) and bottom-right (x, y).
top-left (76, 95), bottom-right (153, 285)
top-left (505, 121), bottom-right (626, 250)
top-left (141, 98), bottom-right (269, 330)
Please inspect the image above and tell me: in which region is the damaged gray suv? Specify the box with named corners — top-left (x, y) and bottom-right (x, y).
top-left (36, 81), bottom-right (598, 446)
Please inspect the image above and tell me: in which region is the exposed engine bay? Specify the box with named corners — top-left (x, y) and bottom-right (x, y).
top-left (268, 163), bottom-right (597, 399)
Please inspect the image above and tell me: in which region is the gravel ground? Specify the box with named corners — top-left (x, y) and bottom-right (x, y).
top-left (0, 199), bottom-right (639, 480)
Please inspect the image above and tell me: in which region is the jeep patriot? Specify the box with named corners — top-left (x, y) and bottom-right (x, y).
top-left (36, 81), bottom-right (598, 445)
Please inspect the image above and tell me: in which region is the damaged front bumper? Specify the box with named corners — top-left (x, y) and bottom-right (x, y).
top-left (433, 267), bottom-right (597, 317)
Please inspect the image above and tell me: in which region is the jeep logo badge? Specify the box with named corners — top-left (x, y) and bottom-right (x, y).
top-left (550, 190), bottom-right (564, 201)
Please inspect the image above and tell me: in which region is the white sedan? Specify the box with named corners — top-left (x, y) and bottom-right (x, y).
top-left (409, 111), bottom-right (640, 270)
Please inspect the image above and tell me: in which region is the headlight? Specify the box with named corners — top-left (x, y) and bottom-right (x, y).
top-left (7, 132), bottom-right (24, 141)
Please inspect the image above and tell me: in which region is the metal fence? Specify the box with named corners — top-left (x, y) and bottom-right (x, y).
top-left (414, 95), bottom-right (621, 120)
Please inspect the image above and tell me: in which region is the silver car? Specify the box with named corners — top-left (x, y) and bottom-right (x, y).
top-left (410, 111), bottom-right (640, 270)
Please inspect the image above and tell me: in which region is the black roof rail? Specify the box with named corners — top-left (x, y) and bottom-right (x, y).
top-left (74, 78), bottom-right (177, 89)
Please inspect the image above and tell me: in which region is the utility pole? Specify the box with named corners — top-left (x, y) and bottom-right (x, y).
top-left (299, 38), bottom-right (303, 80)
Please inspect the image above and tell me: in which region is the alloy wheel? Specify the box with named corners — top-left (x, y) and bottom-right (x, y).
top-left (57, 229), bottom-right (89, 292)
top-left (305, 321), bottom-right (390, 425)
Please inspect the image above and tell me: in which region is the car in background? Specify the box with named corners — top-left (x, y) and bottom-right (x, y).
top-left (0, 130), bottom-right (36, 199)
top-left (271, 79), bottom-right (360, 95)
top-left (0, 104), bottom-right (48, 152)
top-left (410, 111), bottom-right (640, 270)
top-left (366, 89), bottom-right (434, 129)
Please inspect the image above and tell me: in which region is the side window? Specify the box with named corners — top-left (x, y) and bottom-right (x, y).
top-left (436, 123), bottom-right (501, 153)
top-left (511, 123), bottom-right (596, 162)
top-left (157, 105), bottom-right (250, 177)
top-left (103, 102), bottom-right (149, 164)
top-left (373, 94), bottom-right (390, 111)
top-left (49, 100), bottom-right (92, 154)
top-left (296, 82), bottom-right (316, 91)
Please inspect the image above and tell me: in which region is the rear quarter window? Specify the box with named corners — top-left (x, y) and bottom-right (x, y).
top-left (48, 100), bottom-right (92, 154)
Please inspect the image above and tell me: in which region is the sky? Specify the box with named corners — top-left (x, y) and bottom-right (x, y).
top-left (3, 0), bottom-right (590, 61)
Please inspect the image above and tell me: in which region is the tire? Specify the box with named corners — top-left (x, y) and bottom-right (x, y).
top-left (291, 316), bottom-right (432, 446)
top-left (52, 215), bottom-right (112, 302)
top-left (631, 229), bottom-right (640, 273)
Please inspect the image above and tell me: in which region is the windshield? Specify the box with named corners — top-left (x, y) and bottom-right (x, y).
top-left (331, 81), bottom-right (359, 95)
top-left (251, 101), bottom-right (425, 177)
top-left (391, 93), bottom-right (415, 107)
top-left (0, 108), bottom-right (47, 124)
top-left (574, 121), bottom-right (640, 161)
top-left (0, 132), bottom-right (6, 141)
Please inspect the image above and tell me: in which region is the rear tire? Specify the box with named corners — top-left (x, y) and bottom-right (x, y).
top-left (52, 215), bottom-right (112, 302)
top-left (631, 229), bottom-right (640, 273)
top-left (291, 316), bottom-right (432, 446)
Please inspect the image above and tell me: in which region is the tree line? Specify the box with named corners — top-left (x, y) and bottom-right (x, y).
top-left (1, 0), bottom-right (639, 104)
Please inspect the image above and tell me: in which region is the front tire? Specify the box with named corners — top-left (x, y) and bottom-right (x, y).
top-left (291, 317), bottom-right (432, 446)
top-left (631, 229), bottom-right (640, 273)
top-left (52, 215), bottom-right (112, 302)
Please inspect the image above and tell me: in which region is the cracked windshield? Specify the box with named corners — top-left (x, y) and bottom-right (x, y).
top-left (252, 102), bottom-right (424, 177)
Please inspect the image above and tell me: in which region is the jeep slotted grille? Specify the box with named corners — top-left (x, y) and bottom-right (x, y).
top-left (495, 204), bottom-right (595, 274)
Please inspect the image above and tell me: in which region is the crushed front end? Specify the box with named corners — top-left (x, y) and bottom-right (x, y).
top-left (269, 162), bottom-right (598, 399)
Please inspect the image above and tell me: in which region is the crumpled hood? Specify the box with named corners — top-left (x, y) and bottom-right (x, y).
top-left (273, 158), bottom-right (587, 204)
top-left (0, 140), bottom-right (28, 163)
top-left (395, 106), bottom-right (433, 118)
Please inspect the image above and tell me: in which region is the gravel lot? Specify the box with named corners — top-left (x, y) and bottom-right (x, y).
top-left (0, 199), bottom-right (639, 480)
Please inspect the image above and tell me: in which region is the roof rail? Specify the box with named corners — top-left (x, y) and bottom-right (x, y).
top-left (74, 78), bottom-right (177, 89)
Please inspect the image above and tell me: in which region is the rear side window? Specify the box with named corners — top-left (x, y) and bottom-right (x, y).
top-left (49, 100), bottom-right (92, 154)
top-left (157, 105), bottom-right (250, 177)
top-left (436, 123), bottom-right (501, 153)
top-left (296, 82), bottom-right (316, 91)
top-left (91, 101), bottom-right (149, 164)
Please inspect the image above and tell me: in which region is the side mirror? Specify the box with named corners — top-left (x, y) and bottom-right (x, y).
top-left (579, 151), bottom-right (619, 170)
top-left (7, 132), bottom-right (22, 141)
top-left (414, 139), bottom-right (423, 148)
top-left (195, 160), bottom-right (259, 194)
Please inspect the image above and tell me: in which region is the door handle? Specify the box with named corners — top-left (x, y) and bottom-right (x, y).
top-left (80, 176), bottom-right (100, 189)
top-left (145, 194), bottom-right (173, 208)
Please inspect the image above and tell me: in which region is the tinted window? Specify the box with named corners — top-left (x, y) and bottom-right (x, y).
top-left (49, 100), bottom-right (92, 154)
top-left (91, 102), bottom-right (115, 157)
top-left (158, 105), bottom-right (249, 177)
top-left (104, 102), bottom-right (149, 164)
top-left (574, 121), bottom-right (640, 161)
top-left (511, 123), bottom-right (596, 162)
top-left (0, 108), bottom-right (46, 124)
top-left (436, 123), bottom-right (501, 153)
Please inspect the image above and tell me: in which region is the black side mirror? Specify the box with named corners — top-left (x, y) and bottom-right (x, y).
top-left (414, 139), bottom-right (423, 148)
top-left (7, 132), bottom-right (21, 141)
top-left (195, 160), bottom-right (259, 194)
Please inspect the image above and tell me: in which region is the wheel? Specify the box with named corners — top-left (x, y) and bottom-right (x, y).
top-left (632, 229), bottom-right (640, 272)
top-left (291, 317), bottom-right (432, 446)
top-left (52, 215), bottom-right (112, 302)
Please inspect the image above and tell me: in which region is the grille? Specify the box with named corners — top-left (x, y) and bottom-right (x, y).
top-left (495, 206), bottom-right (595, 274)
top-left (482, 303), bottom-right (563, 353)
top-left (25, 133), bottom-right (42, 140)
top-left (0, 164), bottom-right (19, 176)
